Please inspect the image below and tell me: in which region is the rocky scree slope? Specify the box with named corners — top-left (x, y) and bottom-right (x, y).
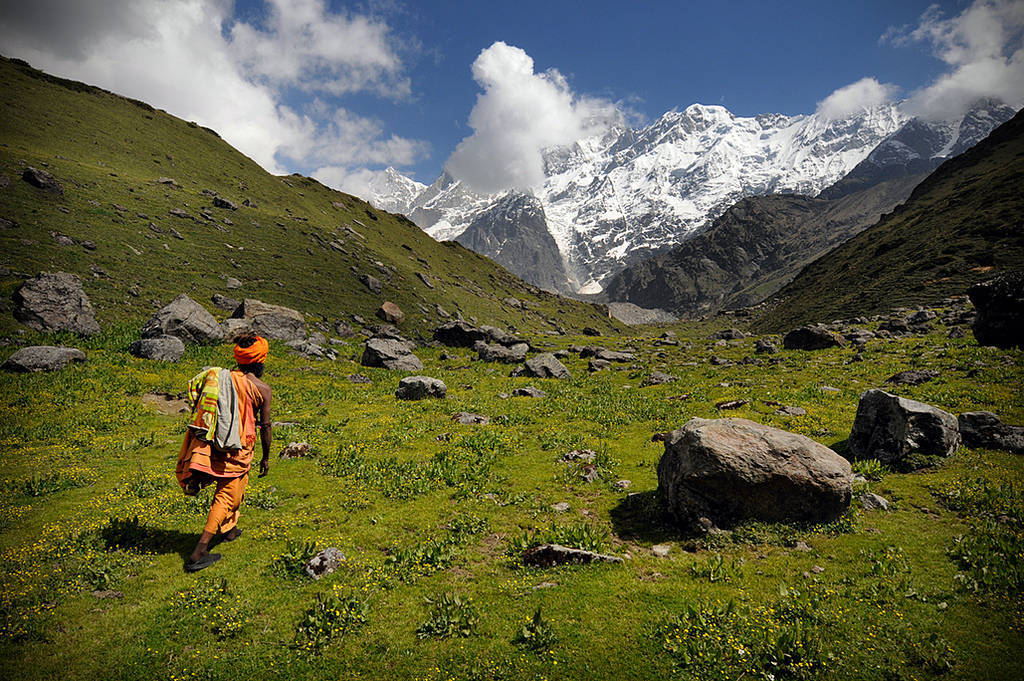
top-left (757, 108), bottom-right (1024, 332)
top-left (0, 57), bottom-right (620, 338)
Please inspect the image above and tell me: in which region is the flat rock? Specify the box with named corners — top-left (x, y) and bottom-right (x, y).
top-left (551, 502), bottom-right (571, 513)
top-left (588, 358), bottom-right (612, 372)
top-left (477, 342), bottom-right (528, 363)
top-left (13, 272), bottom-right (100, 335)
top-left (859, 492), bottom-right (891, 511)
top-left (286, 339), bottom-right (336, 360)
top-left (958, 411), bottom-right (1024, 454)
top-left (211, 293), bottom-right (240, 312)
top-left (129, 335), bottom-right (185, 362)
top-left (395, 376), bottom-right (446, 400)
top-left (657, 417), bottom-right (852, 528)
top-left (642, 371), bottom-right (677, 386)
top-left (2, 346), bottom-right (85, 372)
top-left (512, 386), bottom-right (546, 398)
top-left (521, 544), bottom-right (623, 567)
top-left (885, 369), bottom-right (939, 386)
top-left (212, 196), bottom-right (238, 210)
top-left (848, 389), bottom-right (960, 471)
top-left (453, 412), bottom-right (489, 425)
top-left (231, 298), bottom-right (306, 341)
top-left (303, 547), bottom-right (345, 580)
top-left (775, 405), bottom-right (807, 416)
top-left (361, 338), bottom-right (422, 371)
top-left (359, 273), bottom-right (383, 294)
top-left (563, 449), bottom-right (596, 463)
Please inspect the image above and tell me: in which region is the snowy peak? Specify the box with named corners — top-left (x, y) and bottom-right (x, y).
top-left (364, 167), bottom-right (427, 215)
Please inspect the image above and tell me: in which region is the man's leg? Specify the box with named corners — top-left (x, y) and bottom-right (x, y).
top-left (188, 474), bottom-right (248, 563)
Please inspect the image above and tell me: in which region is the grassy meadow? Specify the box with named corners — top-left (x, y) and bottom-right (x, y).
top-left (1, 312), bottom-right (1022, 680)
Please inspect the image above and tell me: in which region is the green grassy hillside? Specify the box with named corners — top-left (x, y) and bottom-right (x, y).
top-left (0, 57), bottom-right (619, 338)
top-left (757, 108), bottom-right (1024, 332)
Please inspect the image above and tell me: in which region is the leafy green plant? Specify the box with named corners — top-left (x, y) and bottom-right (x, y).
top-left (948, 519), bottom-right (1023, 598)
top-left (689, 553), bottom-right (741, 582)
top-left (512, 607), bottom-right (558, 652)
top-left (294, 591), bottom-right (367, 653)
top-left (98, 515), bottom-right (148, 550)
top-left (851, 458), bottom-right (889, 481)
top-left (271, 539), bottom-right (319, 580)
top-left (416, 592), bottom-right (479, 639)
top-left (506, 522), bottom-right (608, 557)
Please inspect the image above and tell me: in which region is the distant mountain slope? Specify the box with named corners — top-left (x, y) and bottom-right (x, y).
top-left (0, 57), bottom-right (620, 337)
top-left (756, 108), bottom-right (1024, 332)
top-left (603, 174), bottom-right (924, 317)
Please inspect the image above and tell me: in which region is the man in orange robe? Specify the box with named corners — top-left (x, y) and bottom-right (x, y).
top-left (178, 335), bottom-right (273, 571)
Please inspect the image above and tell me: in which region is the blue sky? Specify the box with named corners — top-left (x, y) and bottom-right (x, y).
top-left (1, 0), bottom-right (1021, 196)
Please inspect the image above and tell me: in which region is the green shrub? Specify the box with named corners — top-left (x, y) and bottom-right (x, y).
top-left (851, 458), bottom-right (889, 481)
top-left (948, 519), bottom-right (1023, 598)
top-left (270, 539), bottom-right (319, 580)
top-left (689, 553), bottom-right (741, 582)
top-left (416, 593), bottom-right (479, 639)
top-left (512, 607), bottom-right (558, 652)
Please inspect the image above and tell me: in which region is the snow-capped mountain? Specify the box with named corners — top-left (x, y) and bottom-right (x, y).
top-left (383, 99), bottom-right (1014, 294)
top-left (362, 167), bottom-right (427, 215)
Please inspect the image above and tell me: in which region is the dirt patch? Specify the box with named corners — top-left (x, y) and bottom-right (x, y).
top-left (142, 392), bottom-right (188, 415)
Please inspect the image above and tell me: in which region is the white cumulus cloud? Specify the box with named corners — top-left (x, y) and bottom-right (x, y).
top-left (445, 41), bottom-right (622, 193)
top-left (815, 77), bottom-right (900, 120)
top-left (0, 0), bottom-right (427, 179)
top-left (884, 0), bottom-right (1024, 119)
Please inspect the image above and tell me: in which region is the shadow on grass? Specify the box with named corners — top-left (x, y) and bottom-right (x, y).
top-left (98, 518), bottom-right (197, 563)
top-left (609, 490), bottom-right (681, 544)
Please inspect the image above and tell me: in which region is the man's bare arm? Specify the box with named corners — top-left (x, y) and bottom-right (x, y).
top-left (258, 388), bottom-right (273, 477)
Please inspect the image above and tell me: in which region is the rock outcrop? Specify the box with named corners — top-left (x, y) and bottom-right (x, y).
top-left (513, 353), bottom-right (571, 379)
top-left (230, 299), bottom-right (305, 341)
top-left (958, 411), bottom-right (1024, 454)
top-left (2, 346), bottom-right (86, 372)
top-left (129, 335), bottom-right (185, 362)
top-left (395, 376), bottom-right (446, 400)
top-left (361, 338), bottom-right (422, 371)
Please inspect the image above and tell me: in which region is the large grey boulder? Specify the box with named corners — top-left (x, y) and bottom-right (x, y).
top-left (783, 325), bottom-right (845, 350)
top-left (2, 346), bottom-right (85, 372)
top-left (958, 411), bottom-right (1024, 454)
top-left (968, 271), bottom-right (1023, 348)
top-left (514, 353), bottom-right (571, 379)
top-left (361, 338), bottom-right (423, 371)
top-left (657, 417), bottom-right (852, 529)
top-left (128, 335), bottom-right (185, 362)
top-left (13, 272), bottom-right (100, 335)
top-left (231, 298), bottom-right (305, 341)
top-left (477, 341), bottom-right (528, 363)
top-left (848, 389), bottom-right (960, 471)
top-left (142, 294), bottom-right (225, 344)
top-left (395, 376), bottom-right (447, 400)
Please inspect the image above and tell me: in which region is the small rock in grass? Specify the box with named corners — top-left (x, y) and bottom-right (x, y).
top-left (859, 492), bottom-right (890, 511)
top-left (521, 544), bottom-right (623, 567)
top-left (651, 544), bottom-right (671, 558)
top-left (810, 565), bottom-right (825, 574)
top-left (279, 442), bottom-right (313, 459)
top-left (512, 386), bottom-right (546, 398)
top-left (793, 541), bottom-right (813, 552)
top-left (613, 479), bottom-right (632, 491)
top-left (885, 369), bottom-right (939, 386)
top-left (775, 405), bottom-right (807, 416)
top-left (303, 548), bottom-right (345, 580)
top-left (453, 412), bottom-right (489, 425)
top-left (395, 376), bottom-right (446, 400)
top-left (715, 399), bottom-right (748, 410)
top-left (551, 502), bottom-right (571, 513)
top-left (563, 449), bottom-right (596, 463)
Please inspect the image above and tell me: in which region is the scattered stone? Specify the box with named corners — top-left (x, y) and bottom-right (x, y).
top-left (783, 325), bottom-right (844, 350)
top-left (231, 298), bottom-right (306, 341)
top-left (212, 196), bottom-right (238, 210)
top-left (376, 301), bottom-right (405, 325)
top-left (848, 389), bottom-right (960, 471)
top-left (793, 541), bottom-right (813, 552)
top-left (279, 442), bottom-right (313, 459)
top-left (334, 321), bottom-right (356, 337)
top-left (588, 358), bottom-right (612, 372)
top-left (716, 399), bottom-right (748, 410)
top-left (143, 294), bottom-right (225, 344)
top-left (775, 405), bottom-right (807, 417)
top-left (968, 271), bottom-right (1023, 348)
top-left (885, 369), bottom-right (940, 386)
top-left (551, 502), bottom-right (571, 513)
top-left (514, 353), bottom-right (571, 379)
top-left (958, 411), bottom-right (1024, 454)
top-left (477, 342), bottom-right (528, 363)
top-left (453, 412), bottom-right (489, 425)
top-left (810, 565), bottom-right (825, 574)
top-left (359, 273), bottom-right (383, 294)
top-left (361, 338), bottom-right (423, 371)
top-left (286, 339), bottom-right (336, 360)
top-left (303, 548), bottom-right (345, 580)
top-left (580, 465), bottom-right (600, 483)
top-left (80, 239), bottom-right (96, 251)
top-left (129, 335), bottom-right (185, 362)
top-left (21, 166), bottom-right (62, 193)
top-left (709, 356), bottom-right (730, 366)
top-left (210, 294), bottom-right (240, 312)
top-left (595, 349), bottom-right (635, 362)
top-left (512, 386), bottom-right (546, 398)
top-left (651, 544), bottom-right (671, 558)
top-left (395, 376), bottom-right (446, 400)
top-left (521, 544), bottom-right (623, 567)
top-left (225, 277), bottom-right (242, 290)
top-left (50, 231), bottom-right (75, 246)
top-left (845, 329), bottom-right (875, 346)
top-left (417, 272), bottom-right (435, 289)
top-left (859, 493), bottom-right (891, 511)
top-left (347, 373), bottom-right (371, 384)
top-left (613, 479), bottom-right (632, 491)
top-left (169, 208), bottom-right (191, 219)
top-left (712, 328), bottom-right (746, 340)
top-left (657, 417), bottom-right (853, 528)
top-left (642, 371), bottom-right (677, 386)
top-left (156, 177), bottom-right (179, 187)
top-left (13, 272), bottom-right (100, 335)
top-left (582, 326), bottom-right (601, 336)
top-left (2, 346), bottom-right (85, 372)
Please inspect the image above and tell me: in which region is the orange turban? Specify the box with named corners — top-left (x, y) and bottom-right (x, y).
top-left (234, 336), bottom-right (269, 365)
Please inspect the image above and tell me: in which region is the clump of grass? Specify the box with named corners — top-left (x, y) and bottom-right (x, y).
top-left (933, 476), bottom-right (1022, 520)
top-left (948, 519), bottom-right (1023, 598)
top-left (512, 606), bottom-right (558, 652)
top-left (689, 553), bottom-right (742, 582)
top-left (245, 485), bottom-right (280, 510)
top-left (294, 590), bottom-right (367, 653)
top-left (6, 467), bottom-right (97, 497)
top-left (416, 592), bottom-right (479, 640)
top-left (506, 522), bottom-right (608, 557)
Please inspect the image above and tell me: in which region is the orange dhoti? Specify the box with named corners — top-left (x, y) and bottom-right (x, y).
top-left (205, 473), bottom-right (249, 534)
